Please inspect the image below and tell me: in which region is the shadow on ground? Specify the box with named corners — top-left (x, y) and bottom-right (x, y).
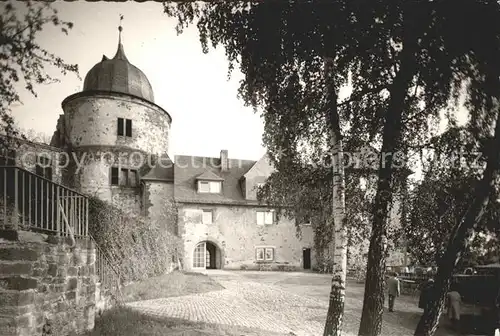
top-left (87, 306), bottom-right (291, 336)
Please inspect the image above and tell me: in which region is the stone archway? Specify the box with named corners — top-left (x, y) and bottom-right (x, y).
top-left (192, 240), bottom-right (222, 270)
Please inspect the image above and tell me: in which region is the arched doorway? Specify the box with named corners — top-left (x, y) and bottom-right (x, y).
top-left (193, 241), bottom-right (220, 269)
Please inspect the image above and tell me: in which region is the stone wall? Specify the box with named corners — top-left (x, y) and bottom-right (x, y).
top-left (62, 92), bottom-right (171, 155)
top-left (179, 204), bottom-right (314, 271)
top-left (7, 139), bottom-right (65, 185)
top-left (0, 230), bottom-right (97, 336)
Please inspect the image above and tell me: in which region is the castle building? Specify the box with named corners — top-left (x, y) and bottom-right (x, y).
top-left (46, 27), bottom-right (315, 272)
top-left (4, 27), bottom-right (408, 273)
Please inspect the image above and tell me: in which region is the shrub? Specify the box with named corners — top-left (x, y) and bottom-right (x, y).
top-left (88, 196), bottom-right (181, 283)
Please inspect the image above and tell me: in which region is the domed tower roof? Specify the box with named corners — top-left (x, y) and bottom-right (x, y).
top-left (83, 24), bottom-right (154, 103)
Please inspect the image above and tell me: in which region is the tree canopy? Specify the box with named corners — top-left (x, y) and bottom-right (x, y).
top-left (164, 1), bottom-right (500, 335)
top-left (407, 126), bottom-right (500, 267)
top-left (0, 1), bottom-right (78, 146)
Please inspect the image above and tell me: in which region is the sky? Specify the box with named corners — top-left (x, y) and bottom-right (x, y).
top-left (13, 2), bottom-right (267, 161)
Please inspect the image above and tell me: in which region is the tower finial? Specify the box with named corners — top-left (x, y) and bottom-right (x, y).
top-left (118, 14), bottom-right (124, 43)
top-left (113, 14), bottom-right (128, 61)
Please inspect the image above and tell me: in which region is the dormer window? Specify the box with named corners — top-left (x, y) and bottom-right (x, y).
top-left (198, 181), bottom-right (221, 193)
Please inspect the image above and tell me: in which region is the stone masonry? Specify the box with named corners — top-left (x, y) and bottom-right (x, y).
top-left (0, 230), bottom-right (97, 336)
top-left (180, 204), bottom-right (315, 270)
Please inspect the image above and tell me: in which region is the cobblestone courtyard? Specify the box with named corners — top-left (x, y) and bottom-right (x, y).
top-left (126, 270), bottom-right (453, 336)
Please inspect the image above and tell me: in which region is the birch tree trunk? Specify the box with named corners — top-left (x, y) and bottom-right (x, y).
top-left (323, 57), bottom-right (348, 336)
top-left (414, 104), bottom-right (500, 336)
top-left (358, 14), bottom-right (419, 336)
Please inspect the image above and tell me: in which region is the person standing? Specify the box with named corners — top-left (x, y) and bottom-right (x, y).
top-left (446, 283), bottom-right (462, 332)
top-left (419, 278), bottom-right (434, 312)
top-left (387, 271), bottom-right (401, 312)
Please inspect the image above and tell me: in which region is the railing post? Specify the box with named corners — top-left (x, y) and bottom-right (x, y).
top-left (46, 180), bottom-right (49, 230)
top-left (65, 189), bottom-right (69, 236)
top-left (13, 167), bottom-right (18, 230)
top-left (70, 195), bottom-right (75, 236)
top-left (85, 198), bottom-right (89, 237)
top-left (77, 196), bottom-right (81, 236)
top-left (2, 168), bottom-right (6, 226)
top-left (40, 178), bottom-right (44, 230)
top-left (56, 185), bottom-right (60, 236)
top-left (28, 173), bottom-right (32, 226)
top-left (21, 170), bottom-right (25, 228)
top-left (34, 174), bottom-right (38, 229)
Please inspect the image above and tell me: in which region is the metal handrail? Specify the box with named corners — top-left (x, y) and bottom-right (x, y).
top-left (90, 235), bottom-right (123, 282)
top-left (59, 202), bottom-right (76, 248)
top-left (0, 165), bottom-right (89, 237)
top-left (0, 165), bottom-right (87, 197)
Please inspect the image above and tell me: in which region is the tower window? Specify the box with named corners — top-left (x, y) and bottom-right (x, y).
top-left (111, 167), bottom-right (119, 185)
top-left (117, 118), bottom-right (132, 137)
top-left (111, 167), bottom-right (137, 187)
top-left (125, 119), bottom-right (132, 137)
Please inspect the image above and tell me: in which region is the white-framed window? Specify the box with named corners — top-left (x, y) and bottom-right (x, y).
top-left (256, 210), bottom-right (274, 225)
top-left (202, 209), bottom-right (213, 224)
top-left (265, 247), bottom-right (274, 261)
top-left (255, 247), bottom-right (274, 261)
top-left (198, 181), bottom-right (221, 193)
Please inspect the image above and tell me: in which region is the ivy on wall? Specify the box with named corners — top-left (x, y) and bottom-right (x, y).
top-left (88, 196), bottom-right (180, 283)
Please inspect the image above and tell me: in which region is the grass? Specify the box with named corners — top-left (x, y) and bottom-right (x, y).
top-left (86, 306), bottom-right (290, 336)
top-left (121, 270), bottom-right (225, 303)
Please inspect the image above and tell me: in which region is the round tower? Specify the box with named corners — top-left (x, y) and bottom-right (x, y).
top-left (61, 24), bottom-right (172, 210)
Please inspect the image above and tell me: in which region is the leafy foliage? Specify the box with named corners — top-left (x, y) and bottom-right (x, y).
top-left (407, 127), bottom-right (500, 267)
top-left (164, 2), bottom-right (500, 335)
top-left (0, 1), bottom-right (78, 147)
top-left (88, 196), bottom-right (180, 283)
top-left (256, 143), bottom-right (384, 271)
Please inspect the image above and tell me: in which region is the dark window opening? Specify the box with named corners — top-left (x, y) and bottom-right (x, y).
top-left (117, 118), bottom-right (124, 136)
top-left (117, 118), bottom-right (132, 137)
top-left (111, 167), bottom-right (119, 185)
top-left (111, 167), bottom-right (138, 187)
top-left (125, 119), bottom-right (132, 137)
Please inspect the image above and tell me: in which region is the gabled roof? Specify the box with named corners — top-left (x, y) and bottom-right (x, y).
top-left (174, 155), bottom-right (257, 205)
top-left (196, 170), bottom-right (224, 181)
top-left (141, 154), bottom-right (174, 182)
top-left (243, 153), bottom-right (271, 179)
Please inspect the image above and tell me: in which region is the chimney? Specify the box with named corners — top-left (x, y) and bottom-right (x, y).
top-left (220, 150), bottom-right (228, 172)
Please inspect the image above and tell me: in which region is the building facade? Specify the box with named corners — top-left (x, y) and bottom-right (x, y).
top-left (4, 28), bottom-right (406, 273)
top-left (9, 29), bottom-right (314, 272)
top-left (175, 153), bottom-right (314, 271)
